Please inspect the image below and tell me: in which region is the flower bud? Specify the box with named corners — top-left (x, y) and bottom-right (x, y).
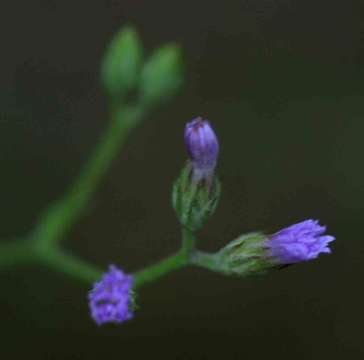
top-left (101, 26), bottom-right (143, 100)
top-left (217, 219), bottom-right (335, 276)
top-left (172, 118), bottom-right (221, 231)
top-left (184, 117), bottom-right (219, 185)
top-left (140, 44), bottom-right (183, 106)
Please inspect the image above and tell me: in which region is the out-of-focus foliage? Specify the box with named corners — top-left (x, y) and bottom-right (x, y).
top-left (140, 44), bottom-right (183, 106)
top-left (101, 27), bottom-right (143, 100)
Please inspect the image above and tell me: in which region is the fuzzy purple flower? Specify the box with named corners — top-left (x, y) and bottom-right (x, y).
top-left (88, 265), bottom-right (133, 325)
top-left (184, 117), bottom-right (219, 184)
top-left (266, 219), bottom-right (335, 264)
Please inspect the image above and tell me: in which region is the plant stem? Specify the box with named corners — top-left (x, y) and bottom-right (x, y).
top-left (181, 227), bottom-right (196, 258)
top-left (133, 228), bottom-right (199, 288)
top-left (190, 250), bottom-right (220, 272)
top-left (39, 249), bottom-right (103, 284)
top-left (32, 105), bottom-right (145, 249)
top-left (133, 251), bottom-right (187, 288)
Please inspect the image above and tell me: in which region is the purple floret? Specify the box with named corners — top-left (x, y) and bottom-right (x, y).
top-left (267, 219), bottom-right (335, 264)
top-left (184, 117), bottom-right (219, 183)
top-left (88, 265), bottom-right (133, 325)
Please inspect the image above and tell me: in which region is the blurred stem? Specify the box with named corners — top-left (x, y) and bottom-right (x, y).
top-left (38, 248), bottom-right (103, 284)
top-left (0, 102), bottom-right (149, 284)
top-left (31, 104), bottom-right (146, 250)
top-left (0, 239), bottom-right (102, 284)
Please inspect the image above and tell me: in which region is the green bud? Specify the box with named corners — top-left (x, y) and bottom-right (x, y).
top-left (217, 232), bottom-right (271, 276)
top-left (172, 163), bottom-right (221, 231)
top-left (101, 26), bottom-right (143, 99)
top-left (140, 44), bottom-right (183, 106)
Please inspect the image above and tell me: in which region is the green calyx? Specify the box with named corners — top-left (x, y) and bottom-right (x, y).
top-left (217, 232), bottom-right (271, 276)
top-left (172, 164), bottom-right (221, 231)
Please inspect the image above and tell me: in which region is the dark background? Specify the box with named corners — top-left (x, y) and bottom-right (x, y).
top-left (0, 0), bottom-right (363, 358)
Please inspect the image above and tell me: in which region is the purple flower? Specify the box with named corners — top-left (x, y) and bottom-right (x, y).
top-left (88, 265), bottom-right (133, 325)
top-left (184, 117), bottom-right (219, 184)
top-left (266, 219), bottom-right (335, 264)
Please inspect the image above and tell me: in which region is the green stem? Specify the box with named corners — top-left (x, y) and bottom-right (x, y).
top-left (32, 105), bottom-right (145, 249)
top-left (133, 251), bottom-right (187, 288)
top-left (133, 228), bottom-right (198, 288)
top-left (190, 250), bottom-right (220, 272)
top-left (38, 249), bottom-right (103, 284)
top-left (181, 227), bottom-right (196, 258)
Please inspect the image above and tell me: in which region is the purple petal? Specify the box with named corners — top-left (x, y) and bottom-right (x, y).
top-left (267, 219), bottom-right (335, 264)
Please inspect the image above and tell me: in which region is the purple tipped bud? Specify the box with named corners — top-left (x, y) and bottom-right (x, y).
top-left (267, 219), bottom-right (335, 264)
top-left (184, 117), bottom-right (219, 183)
top-left (88, 265), bottom-right (134, 325)
top-left (217, 219), bottom-right (335, 276)
top-left (172, 117), bottom-right (221, 230)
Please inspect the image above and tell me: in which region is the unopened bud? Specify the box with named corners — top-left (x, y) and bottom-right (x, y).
top-left (172, 118), bottom-right (221, 231)
top-left (217, 219), bottom-right (335, 276)
top-left (184, 117), bottom-right (219, 185)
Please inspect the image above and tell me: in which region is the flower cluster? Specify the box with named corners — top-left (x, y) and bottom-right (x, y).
top-left (88, 265), bottom-right (133, 325)
top-left (88, 117), bottom-right (336, 326)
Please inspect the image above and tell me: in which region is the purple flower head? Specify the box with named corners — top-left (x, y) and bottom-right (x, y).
top-left (184, 117), bottom-right (219, 183)
top-left (88, 265), bottom-right (133, 325)
top-left (266, 219), bottom-right (335, 264)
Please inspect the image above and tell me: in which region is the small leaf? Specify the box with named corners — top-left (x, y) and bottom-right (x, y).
top-left (101, 26), bottom-right (143, 99)
top-left (140, 44), bottom-right (183, 106)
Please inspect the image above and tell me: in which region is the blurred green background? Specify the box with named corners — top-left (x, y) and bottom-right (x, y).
top-left (0, 0), bottom-right (363, 358)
